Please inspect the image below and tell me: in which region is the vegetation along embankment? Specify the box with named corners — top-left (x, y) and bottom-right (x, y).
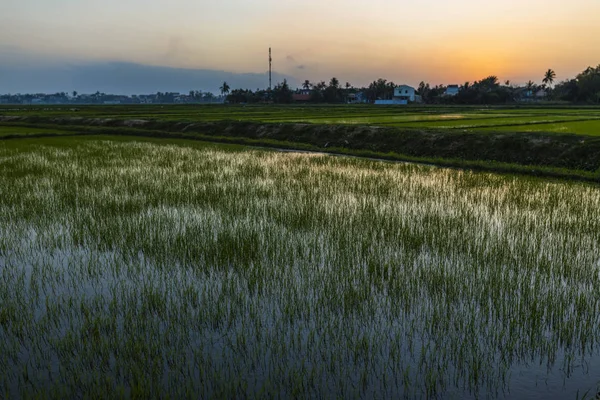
top-left (1, 114), bottom-right (600, 182)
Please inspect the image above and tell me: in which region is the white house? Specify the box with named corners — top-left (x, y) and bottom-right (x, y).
top-left (393, 85), bottom-right (416, 103)
top-left (376, 85), bottom-right (416, 105)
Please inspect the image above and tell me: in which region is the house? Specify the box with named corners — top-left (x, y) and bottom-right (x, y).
top-left (393, 85), bottom-right (416, 104)
top-left (347, 92), bottom-right (367, 104)
top-left (292, 89), bottom-right (311, 103)
top-left (535, 89), bottom-right (547, 100)
top-left (375, 85), bottom-right (415, 105)
top-left (516, 88), bottom-right (547, 102)
top-left (444, 85), bottom-right (460, 96)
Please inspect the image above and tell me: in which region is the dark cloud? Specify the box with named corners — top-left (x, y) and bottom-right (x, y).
top-left (296, 65), bottom-right (305, 70)
top-left (0, 60), bottom-right (298, 94)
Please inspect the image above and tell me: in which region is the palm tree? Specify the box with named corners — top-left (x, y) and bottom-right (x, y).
top-left (329, 77), bottom-right (340, 89)
top-left (526, 80), bottom-right (535, 91)
top-left (220, 82), bottom-right (230, 97)
top-left (316, 81), bottom-right (326, 90)
top-left (302, 80), bottom-right (312, 90)
top-left (542, 69), bottom-right (556, 87)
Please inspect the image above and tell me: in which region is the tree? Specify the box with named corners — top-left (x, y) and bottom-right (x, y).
top-left (324, 77), bottom-right (342, 103)
top-left (220, 82), bottom-right (230, 97)
top-left (575, 64), bottom-right (600, 103)
top-left (310, 81), bottom-right (327, 103)
top-left (542, 69), bottom-right (556, 87)
top-left (72, 91), bottom-right (78, 98)
top-left (526, 80), bottom-right (536, 94)
top-left (553, 79), bottom-right (579, 102)
top-left (417, 81), bottom-right (431, 102)
top-left (272, 79), bottom-right (293, 103)
top-left (315, 81), bottom-right (327, 91)
top-left (365, 78), bottom-right (392, 101)
top-left (345, 82), bottom-right (351, 90)
top-left (478, 76), bottom-right (499, 91)
top-left (302, 80), bottom-right (312, 90)
top-left (329, 77), bottom-right (340, 89)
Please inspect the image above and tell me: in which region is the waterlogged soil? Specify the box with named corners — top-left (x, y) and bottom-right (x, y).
top-left (0, 136), bottom-right (599, 398)
top-left (2, 248), bottom-right (599, 400)
top-left (2, 115), bottom-right (600, 175)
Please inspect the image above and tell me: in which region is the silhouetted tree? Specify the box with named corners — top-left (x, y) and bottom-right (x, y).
top-left (272, 79), bottom-right (293, 103)
top-left (324, 77), bottom-right (342, 102)
top-left (310, 81), bottom-right (327, 102)
top-left (542, 69), bottom-right (556, 87)
top-left (575, 64), bottom-right (600, 103)
top-left (220, 82), bottom-right (230, 97)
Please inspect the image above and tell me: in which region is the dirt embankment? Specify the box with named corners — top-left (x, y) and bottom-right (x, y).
top-left (2, 115), bottom-right (600, 177)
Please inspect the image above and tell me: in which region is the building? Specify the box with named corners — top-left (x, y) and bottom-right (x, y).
top-left (347, 92), bottom-right (367, 104)
top-left (393, 85), bottom-right (416, 104)
top-left (444, 85), bottom-right (460, 96)
top-left (374, 85), bottom-right (415, 105)
top-left (292, 89), bottom-right (311, 103)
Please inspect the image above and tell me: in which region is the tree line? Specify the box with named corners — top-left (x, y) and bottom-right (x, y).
top-left (221, 64), bottom-right (600, 105)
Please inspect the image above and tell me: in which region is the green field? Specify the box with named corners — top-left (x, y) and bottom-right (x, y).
top-left (2, 104), bottom-right (600, 183)
top-left (2, 104), bottom-right (600, 134)
top-left (1, 135), bottom-right (599, 398)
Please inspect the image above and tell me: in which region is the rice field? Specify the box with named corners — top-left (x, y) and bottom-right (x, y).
top-left (1, 136), bottom-right (600, 399)
top-left (0, 126), bottom-right (70, 137)
top-left (2, 104), bottom-right (600, 135)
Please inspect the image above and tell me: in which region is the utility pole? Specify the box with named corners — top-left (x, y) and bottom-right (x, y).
top-left (269, 47), bottom-right (272, 91)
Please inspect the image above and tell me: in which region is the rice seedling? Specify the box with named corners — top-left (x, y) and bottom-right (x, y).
top-left (0, 136), bottom-right (599, 398)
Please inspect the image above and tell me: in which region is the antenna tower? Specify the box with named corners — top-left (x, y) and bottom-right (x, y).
top-left (269, 47), bottom-right (272, 91)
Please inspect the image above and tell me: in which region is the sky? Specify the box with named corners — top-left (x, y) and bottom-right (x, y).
top-left (1, 0), bottom-right (600, 90)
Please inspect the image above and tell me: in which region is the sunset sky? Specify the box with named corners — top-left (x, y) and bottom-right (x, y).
top-left (2, 0), bottom-right (600, 88)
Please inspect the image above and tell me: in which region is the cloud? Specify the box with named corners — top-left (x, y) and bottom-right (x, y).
top-left (164, 36), bottom-right (184, 60)
top-left (296, 65), bottom-right (305, 70)
top-left (0, 61), bottom-right (298, 94)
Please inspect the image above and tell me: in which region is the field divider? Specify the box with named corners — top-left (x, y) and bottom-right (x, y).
top-left (1, 116), bottom-right (599, 183)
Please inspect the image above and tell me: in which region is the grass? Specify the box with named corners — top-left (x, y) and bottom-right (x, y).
top-left (2, 116), bottom-right (600, 183)
top-left (0, 135), bottom-right (599, 398)
top-left (0, 126), bottom-right (70, 137)
top-left (2, 104), bottom-right (600, 134)
top-left (2, 104), bottom-right (600, 184)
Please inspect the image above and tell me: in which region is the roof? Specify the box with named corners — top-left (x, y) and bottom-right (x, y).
top-left (396, 85), bottom-right (415, 90)
top-left (292, 94), bottom-right (311, 102)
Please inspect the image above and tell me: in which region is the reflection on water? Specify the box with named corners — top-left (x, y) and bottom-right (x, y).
top-left (0, 138), bottom-right (599, 398)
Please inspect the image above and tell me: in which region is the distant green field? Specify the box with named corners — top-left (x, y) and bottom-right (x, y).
top-left (2, 104), bottom-right (600, 135)
top-left (2, 105), bottom-right (600, 181)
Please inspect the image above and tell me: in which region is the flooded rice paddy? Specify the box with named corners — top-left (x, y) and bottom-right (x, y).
top-left (1, 137), bottom-right (599, 398)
